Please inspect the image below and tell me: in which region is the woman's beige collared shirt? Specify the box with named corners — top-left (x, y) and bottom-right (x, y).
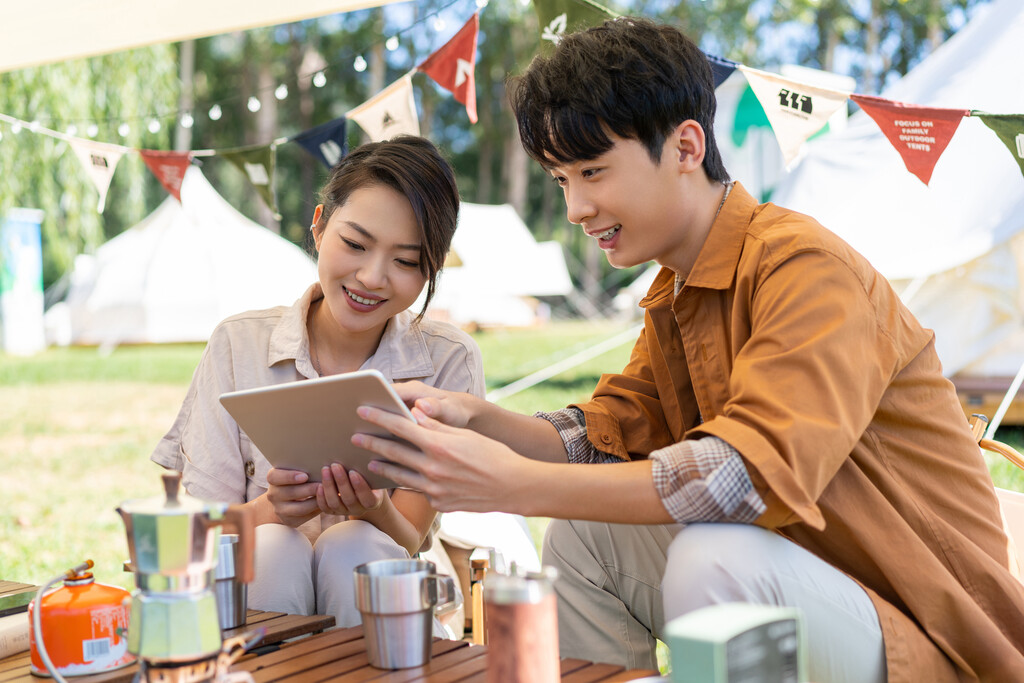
top-left (151, 283), bottom-right (485, 538)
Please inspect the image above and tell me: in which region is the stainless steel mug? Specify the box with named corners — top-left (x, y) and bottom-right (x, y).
top-left (353, 558), bottom-right (456, 669)
top-left (214, 534), bottom-right (248, 630)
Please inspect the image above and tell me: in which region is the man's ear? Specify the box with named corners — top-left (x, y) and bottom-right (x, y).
top-left (670, 120), bottom-right (706, 173)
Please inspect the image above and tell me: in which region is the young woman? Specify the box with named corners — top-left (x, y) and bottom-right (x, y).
top-left (150, 136), bottom-right (484, 627)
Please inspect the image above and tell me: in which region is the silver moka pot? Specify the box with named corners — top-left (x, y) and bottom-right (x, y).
top-left (117, 472), bottom-right (254, 664)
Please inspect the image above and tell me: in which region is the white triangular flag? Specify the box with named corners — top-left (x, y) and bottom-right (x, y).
top-left (68, 138), bottom-right (126, 212)
top-left (739, 65), bottom-right (851, 167)
top-left (346, 74), bottom-right (420, 142)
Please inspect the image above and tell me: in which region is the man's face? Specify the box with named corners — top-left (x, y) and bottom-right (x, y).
top-left (545, 133), bottom-right (693, 272)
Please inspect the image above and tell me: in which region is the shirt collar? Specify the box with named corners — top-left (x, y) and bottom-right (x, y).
top-left (267, 283), bottom-right (436, 381)
top-left (637, 181), bottom-right (759, 309)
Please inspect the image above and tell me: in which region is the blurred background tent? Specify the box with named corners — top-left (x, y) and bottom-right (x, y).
top-left (423, 202), bottom-right (574, 328)
top-left (771, 0), bottom-right (1024, 422)
top-left (45, 166), bottom-right (317, 347)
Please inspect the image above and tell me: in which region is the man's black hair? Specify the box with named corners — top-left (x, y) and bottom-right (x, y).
top-left (509, 17), bottom-right (729, 182)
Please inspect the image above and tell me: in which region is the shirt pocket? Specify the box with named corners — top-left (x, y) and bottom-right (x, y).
top-left (239, 432), bottom-right (270, 501)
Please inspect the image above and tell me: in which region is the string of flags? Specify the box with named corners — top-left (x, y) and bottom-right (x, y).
top-left (2, 0), bottom-right (1024, 221)
top-left (0, 11), bottom-right (481, 220)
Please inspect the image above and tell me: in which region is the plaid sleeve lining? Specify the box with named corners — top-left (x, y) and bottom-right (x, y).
top-left (650, 436), bottom-right (766, 524)
top-left (534, 407), bottom-right (621, 464)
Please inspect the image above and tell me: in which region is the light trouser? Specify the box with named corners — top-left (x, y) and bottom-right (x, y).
top-left (248, 520), bottom-right (409, 628)
top-left (543, 520), bottom-right (886, 683)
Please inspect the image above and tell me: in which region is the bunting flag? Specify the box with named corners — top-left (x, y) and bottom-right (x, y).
top-left (851, 95), bottom-right (968, 185)
top-left (139, 150), bottom-right (193, 202)
top-left (418, 13), bottom-right (480, 124)
top-left (291, 116), bottom-right (348, 169)
top-left (739, 65), bottom-right (851, 167)
top-left (218, 143), bottom-right (280, 219)
top-left (973, 112), bottom-right (1024, 179)
top-left (346, 74), bottom-right (420, 142)
top-left (706, 53), bottom-right (739, 89)
top-left (68, 138), bottom-right (125, 213)
top-left (533, 0), bottom-right (618, 54)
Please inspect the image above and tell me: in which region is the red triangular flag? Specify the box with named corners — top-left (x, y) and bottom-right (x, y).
top-left (851, 94), bottom-right (968, 185)
top-left (139, 150), bottom-right (193, 201)
top-left (417, 13), bottom-right (479, 124)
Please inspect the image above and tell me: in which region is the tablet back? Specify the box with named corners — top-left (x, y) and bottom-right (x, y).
top-left (219, 369), bottom-right (413, 490)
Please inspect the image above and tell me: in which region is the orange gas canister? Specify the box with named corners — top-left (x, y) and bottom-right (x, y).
top-left (28, 571), bottom-right (135, 677)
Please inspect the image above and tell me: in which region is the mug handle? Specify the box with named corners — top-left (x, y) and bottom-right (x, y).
top-left (426, 574), bottom-right (458, 614)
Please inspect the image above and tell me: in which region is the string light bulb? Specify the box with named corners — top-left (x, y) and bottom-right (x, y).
top-left (247, 96), bottom-right (261, 112)
top-left (209, 104), bottom-right (223, 121)
top-left (147, 119), bottom-right (161, 133)
top-left (313, 71), bottom-right (327, 87)
top-left (385, 36), bottom-right (399, 51)
top-left (353, 56), bottom-right (367, 72)
top-left (118, 123), bottom-right (130, 137)
top-left (29, 121), bottom-right (40, 133)
top-left (87, 124), bottom-right (99, 138)
top-left (476, 0), bottom-right (488, 7)
top-left (180, 112), bottom-right (194, 129)
top-left (275, 84), bottom-right (288, 100)
top-left (66, 124), bottom-right (78, 136)
top-left (11, 122), bottom-right (21, 134)
top-left (433, 17), bottom-right (446, 31)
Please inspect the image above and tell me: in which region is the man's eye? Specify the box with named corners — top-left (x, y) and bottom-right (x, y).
top-left (552, 176), bottom-right (567, 187)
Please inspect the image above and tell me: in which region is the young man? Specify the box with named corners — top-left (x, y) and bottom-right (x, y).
top-left (355, 17), bottom-right (1024, 682)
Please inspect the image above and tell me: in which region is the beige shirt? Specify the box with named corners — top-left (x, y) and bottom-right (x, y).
top-left (574, 183), bottom-right (1024, 681)
top-left (151, 283), bottom-right (485, 536)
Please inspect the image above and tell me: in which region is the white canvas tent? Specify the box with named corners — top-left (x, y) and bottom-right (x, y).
top-left (424, 203), bottom-right (574, 328)
top-left (771, 0), bottom-right (1024, 379)
top-left (48, 166), bottom-right (317, 346)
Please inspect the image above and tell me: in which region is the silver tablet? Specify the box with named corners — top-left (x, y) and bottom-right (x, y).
top-left (219, 369), bottom-right (414, 490)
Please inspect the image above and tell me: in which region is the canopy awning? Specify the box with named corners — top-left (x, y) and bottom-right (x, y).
top-left (0, 0), bottom-right (403, 74)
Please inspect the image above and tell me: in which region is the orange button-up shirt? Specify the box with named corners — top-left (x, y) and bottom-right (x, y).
top-left (574, 182), bottom-right (1024, 681)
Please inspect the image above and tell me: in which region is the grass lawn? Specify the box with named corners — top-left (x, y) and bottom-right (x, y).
top-left (2, 318), bottom-right (1023, 591)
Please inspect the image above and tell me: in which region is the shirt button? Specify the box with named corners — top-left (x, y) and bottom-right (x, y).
top-left (245, 461), bottom-right (255, 477)
top-left (600, 434), bottom-right (613, 445)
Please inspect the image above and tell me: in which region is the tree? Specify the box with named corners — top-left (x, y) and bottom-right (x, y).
top-left (0, 47), bottom-right (178, 287)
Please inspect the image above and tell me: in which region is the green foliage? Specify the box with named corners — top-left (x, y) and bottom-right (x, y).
top-left (0, 47), bottom-right (179, 285)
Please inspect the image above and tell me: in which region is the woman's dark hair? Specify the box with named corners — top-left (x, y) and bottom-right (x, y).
top-left (314, 135), bottom-right (460, 319)
top-left (508, 17), bottom-right (729, 182)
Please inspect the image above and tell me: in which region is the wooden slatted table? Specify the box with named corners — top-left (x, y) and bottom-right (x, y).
top-left (0, 606), bottom-right (334, 683)
top-left (236, 626), bottom-right (659, 682)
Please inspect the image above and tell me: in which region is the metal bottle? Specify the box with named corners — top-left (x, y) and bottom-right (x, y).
top-left (483, 567), bottom-right (559, 683)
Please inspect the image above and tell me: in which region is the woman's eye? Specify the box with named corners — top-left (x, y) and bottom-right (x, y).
top-left (396, 259), bottom-right (420, 269)
top-left (342, 238), bottom-right (364, 251)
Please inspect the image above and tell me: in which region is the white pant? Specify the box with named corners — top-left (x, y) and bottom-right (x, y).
top-left (543, 520), bottom-right (886, 683)
top-left (248, 520), bottom-right (409, 628)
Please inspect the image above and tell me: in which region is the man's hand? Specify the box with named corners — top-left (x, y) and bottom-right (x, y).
top-left (354, 405), bottom-right (533, 514)
top-left (392, 380), bottom-right (478, 429)
top-left (265, 467), bottom-right (320, 528)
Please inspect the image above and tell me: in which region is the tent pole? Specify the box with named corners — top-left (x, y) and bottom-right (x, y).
top-left (486, 323), bottom-right (643, 403)
top-left (985, 357), bottom-right (1024, 439)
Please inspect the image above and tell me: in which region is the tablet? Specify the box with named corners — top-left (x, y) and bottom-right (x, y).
top-left (219, 369), bottom-right (414, 490)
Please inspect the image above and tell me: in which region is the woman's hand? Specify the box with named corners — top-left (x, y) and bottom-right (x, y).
top-left (392, 380), bottom-right (478, 429)
top-left (316, 463), bottom-right (386, 517)
top-left (264, 467), bottom-right (321, 528)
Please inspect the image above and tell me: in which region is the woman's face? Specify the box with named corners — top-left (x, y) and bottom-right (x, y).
top-left (313, 184), bottom-right (427, 337)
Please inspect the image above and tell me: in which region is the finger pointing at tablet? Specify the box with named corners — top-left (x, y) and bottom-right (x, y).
top-left (355, 405), bottom-right (531, 514)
